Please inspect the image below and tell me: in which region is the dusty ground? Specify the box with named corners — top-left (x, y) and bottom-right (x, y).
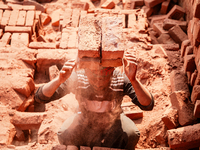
top-left (0, 0), bottom-right (185, 149)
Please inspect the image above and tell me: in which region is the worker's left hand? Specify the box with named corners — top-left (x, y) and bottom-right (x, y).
top-left (123, 51), bottom-right (137, 82)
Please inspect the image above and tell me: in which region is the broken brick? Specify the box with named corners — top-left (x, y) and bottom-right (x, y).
top-left (163, 18), bottom-right (187, 31)
top-left (101, 0), bottom-right (115, 9)
top-left (41, 13), bottom-right (51, 26)
top-left (25, 10), bottom-right (35, 27)
top-left (124, 110), bottom-right (143, 120)
top-left (167, 5), bottom-right (185, 20)
top-left (80, 146), bottom-right (91, 150)
top-left (52, 145), bottom-right (67, 150)
top-left (78, 16), bottom-right (101, 58)
top-left (168, 25), bottom-right (188, 45)
top-left (180, 39), bottom-right (191, 57)
top-left (170, 91), bottom-right (197, 126)
top-left (167, 123), bottom-right (200, 149)
top-left (51, 9), bottom-right (61, 27)
top-left (183, 54), bottom-right (196, 73)
top-left (191, 85), bottom-right (200, 104)
top-left (102, 17), bottom-right (124, 60)
top-left (0, 32), bottom-right (11, 47)
top-left (161, 106), bottom-right (179, 129)
top-left (194, 100), bottom-right (200, 118)
top-left (10, 111), bottom-right (47, 130)
top-left (66, 145), bottom-right (79, 150)
top-left (16, 10), bottom-right (27, 26)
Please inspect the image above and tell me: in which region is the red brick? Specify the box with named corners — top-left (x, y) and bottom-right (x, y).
top-left (0, 4), bottom-right (12, 10)
top-left (184, 45), bottom-right (193, 57)
top-left (52, 145), bottom-right (67, 150)
top-left (167, 5), bottom-right (185, 20)
top-left (191, 85), bottom-right (200, 104)
top-left (51, 9), bottom-right (61, 27)
top-left (15, 127), bottom-right (25, 141)
top-left (5, 26), bottom-right (32, 35)
top-left (68, 29), bottom-right (78, 49)
top-left (101, 0), bottom-right (115, 9)
top-left (23, 0), bottom-right (45, 12)
top-left (124, 110), bottom-right (143, 120)
top-left (144, 0), bottom-right (165, 8)
top-left (0, 29), bottom-right (3, 38)
top-left (16, 10), bottom-right (27, 26)
top-left (168, 25), bottom-right (188, 45)
top-left (71, 9), bottom-right (81, 28)
top-left (187, 18), bottom-right (197, 46)
top-left (25, 10), bottom-right (35, 27)
top-left (160, 0), bottom-right (170, 14)
top-left (153, 23), bottom-right (168, 36)
top-left (29, 42), bottom-right (56, 49)
top-left (163, 18), bottom-right (187, 31)
top-left (49, 65), bottom-right (59, 81)
top-left (0, 32), bottom-right (11, 47)
top-left (170, 70), bottom-right (190, 95)
top-left (193, 18), bottom-right (200, 43)
top-left (102, 17), bottom-right (124, 60)
top-left (11, 33), bottom-right (29, 48)
top-left (157, 44), bottom-right (179, 51)
top-left (78, 16), bottom-right (101, 58)
top-left (0, 9), bottom-right (3, 23)
top-left (101, 58), bottom-right (123, 67)
top-left (66, 145), bottom-right (79, 150)
top-left (170, 91), bottom-right (196, 126)
top-left (17, 95), bottom-right (35, 112)
top-left (150, 15), bottom-right (167, 27)
top-left (80, 146), bottom-right (91, 150)
top-left (161, 106), bottom-right (179, 129)
top-left (133, 0), bottom-right (144, 6)
top-left (184, 54), bottom-right (196, 73)
top-left (142, 5), bottom-right (153, 18)
top-left (118, 14), bottom-right (126, 28)
top-left (62, 8), bottom-right (72, 28)
top-left (190, 70), bottom-right (198, 86)
top-left (123, 0), bottom-right (132, 10)
top-left (10, 111), bottom-right (47, 130)
top-left (59, 30), bottom-right (69, 49)
top-left (22, 5), bottom-right (36, 11)
top-left (157, 33), bottom-right (175, 44)
top-left (128, 13), bottom-right (136, 28)
top-left (167, 123), bottom-right (200, 149)
top-left (194, 100), bottom-right (200, 118)
top-left (93, 147), bottom-right (110, 150)
top-left (71, 1), bottom-right (89, 11)
top-left (41, 13), bottom-right (51, 26)
top-left (0, 10), bottom-right (11, 28)
top-left (193, 0), bottom-right (200, 19)
top-left (180, 39), bottom-right (191, 57)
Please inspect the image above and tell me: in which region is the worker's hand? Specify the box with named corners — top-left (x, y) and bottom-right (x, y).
top-left (123, 51), bottom-right (137, 82)
top-left (59, 59), bottom-right (76, 84)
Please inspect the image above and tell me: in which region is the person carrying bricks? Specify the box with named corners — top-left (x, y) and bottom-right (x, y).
top-left (34, 51), bottom-right (154, 150)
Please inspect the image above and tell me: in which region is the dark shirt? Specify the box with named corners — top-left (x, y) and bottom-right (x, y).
top-left (35, 69), bottom-right (154, 112)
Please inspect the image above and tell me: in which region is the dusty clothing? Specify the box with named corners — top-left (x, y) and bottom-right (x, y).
top-left (35, 70), bottom-right (154, 149)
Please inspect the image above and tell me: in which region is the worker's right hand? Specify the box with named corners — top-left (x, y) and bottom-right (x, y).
top-left (58, 59), bottom-right (76, 84)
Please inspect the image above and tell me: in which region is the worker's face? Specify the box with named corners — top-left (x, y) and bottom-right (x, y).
top-left (85, 67), bottom-right (114, 91)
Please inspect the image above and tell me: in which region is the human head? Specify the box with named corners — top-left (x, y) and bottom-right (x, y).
top-left (85, 66), bottom-right (114, 91)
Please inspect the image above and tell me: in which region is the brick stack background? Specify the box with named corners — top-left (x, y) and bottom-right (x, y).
top-left (0, 0), bottom-right (200, 149)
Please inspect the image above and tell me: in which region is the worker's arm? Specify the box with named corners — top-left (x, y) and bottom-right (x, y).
top-left (124, 52), bottom-right (153, 107)
top-left (35, 59), bottom-right (76, 103)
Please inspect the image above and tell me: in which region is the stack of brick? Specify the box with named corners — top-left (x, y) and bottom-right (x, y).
top-left (77, 16), bottom-right (124, 69)
top-left (0, 3), bottom-right (40, 48)
top-left (142, 0), bottom-right (187, 51)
